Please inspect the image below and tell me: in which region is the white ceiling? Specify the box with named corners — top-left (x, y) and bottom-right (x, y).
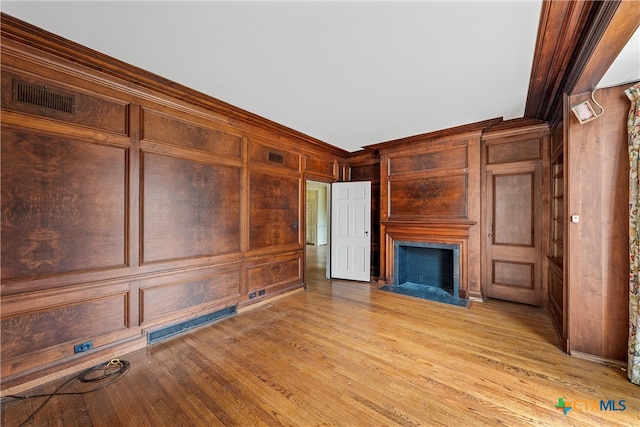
top-left (2, 1), bottom-right (638, 153)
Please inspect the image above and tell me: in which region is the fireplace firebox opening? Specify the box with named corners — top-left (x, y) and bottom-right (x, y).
top-left (389, 241), bottom-right (465, 306)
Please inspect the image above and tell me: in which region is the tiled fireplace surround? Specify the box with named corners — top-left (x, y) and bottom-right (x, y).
top-left (393, 241), bottom-right (460, 298)
top-left (380, 221), bottom-right (477, 301)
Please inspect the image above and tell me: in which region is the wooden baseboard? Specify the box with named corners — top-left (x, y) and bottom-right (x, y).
top-left (238, 287), bottom-right (304, 313)
top-left (1, 338), bottom-right (146, 397)
top-left (570, 350), bottom-right (627, 370)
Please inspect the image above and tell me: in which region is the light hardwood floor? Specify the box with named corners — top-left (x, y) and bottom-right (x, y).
top-left (2, 245), bottom-right (639, 426)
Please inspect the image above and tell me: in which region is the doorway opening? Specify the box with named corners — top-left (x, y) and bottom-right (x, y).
top-left (305, 180), bottom-right (330, 280)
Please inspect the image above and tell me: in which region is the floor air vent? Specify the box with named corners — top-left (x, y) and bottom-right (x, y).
top-left (147, 306), bottom-right (237, 344)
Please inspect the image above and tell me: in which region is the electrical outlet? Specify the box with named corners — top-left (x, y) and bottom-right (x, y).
top-left (258, 289), bottom-right (266, 296)
top-left (74, 341), bottom-right (93, 354)
top-left (249, 292), bottom-right (257, 299)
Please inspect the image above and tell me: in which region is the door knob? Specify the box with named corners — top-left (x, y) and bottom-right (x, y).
top-left (488, 234), bottom-right (493, 237)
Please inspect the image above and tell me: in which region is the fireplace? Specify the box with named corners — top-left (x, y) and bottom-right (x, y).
top-left (383, 240), bottom-right (467, 307)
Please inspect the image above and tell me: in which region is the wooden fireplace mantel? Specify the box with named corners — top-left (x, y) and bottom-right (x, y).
top-left (374, 119), bottom-right (485, 300)
top-left (382, 219), bottom-right (476, 232)
top-left (380, 220), bottom-right (478, 300)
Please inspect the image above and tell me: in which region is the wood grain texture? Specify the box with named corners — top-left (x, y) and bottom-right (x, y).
top-left (524, 0), bottom-right (595, 123)
top-left (1, 294), bottom-right (127, 360)
top-left (389, 175), bottom-right (468, 218)
top-left (0, 14), bottom-right (350, 159)
top-left (140, 272), bottom-right (240, 324)
top-left (304, 155), bottom-right (335, 179)
top-left (388, 145), bottom-right (467, 175)
top-left (0, 14), bottom-right (345, 389)
top-left (248, 171), bottom-right (300, 251)
top-left (1, 71), bottom-right (129, 135)
top-left (1, 129), bottom-right (128, 280)
top-left (492, 173), bottom-right (534, 246)
top-left (565, 84), bottom-right (631, 361)
top-left (482, 122), bottom-right (548, 308)
top-left (141, 152), bottom-right (242, 263)
top-left (141, 108), bottom-right (242, 158)
top-left (486, 138), bottom-right (541, 164)
top-left (377, 128), bottom-right (483, 297)
top-left (382, 222), bottom-right (472, 298)
top-left (246, 254), bottom-right (301, 293)
top-left (570, 0), bottom-right (639, 95)
top-left (2, 246), bottom-right (638, 426)
top-left (248, 139), bottom-right (300, 172)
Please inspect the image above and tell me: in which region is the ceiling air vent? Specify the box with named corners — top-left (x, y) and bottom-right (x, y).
top-left (13, 80), bottom-right (74, 114)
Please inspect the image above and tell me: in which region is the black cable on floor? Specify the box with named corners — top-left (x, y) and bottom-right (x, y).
top-left (3, 359), bottom-right (130, 427)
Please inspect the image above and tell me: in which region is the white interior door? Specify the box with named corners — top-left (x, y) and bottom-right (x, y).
top-left (331, 181), bottom-right (371, 281)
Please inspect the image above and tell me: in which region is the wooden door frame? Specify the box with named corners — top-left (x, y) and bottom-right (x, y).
top-left (482, 164), bottom-right (543, 305)
top-left (304, 178), bottom-right (333, 281)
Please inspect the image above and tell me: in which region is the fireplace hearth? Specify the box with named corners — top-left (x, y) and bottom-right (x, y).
top-left (380, 241), bottom-right (468, 307)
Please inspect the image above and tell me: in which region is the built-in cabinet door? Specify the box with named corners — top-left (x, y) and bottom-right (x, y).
top-left (485, 166), bottom-right (542, 305)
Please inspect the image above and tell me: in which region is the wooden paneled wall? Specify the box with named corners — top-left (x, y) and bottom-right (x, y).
top-left (347, 150), bottom-right (380, 278)
top-left (365, 120), bottom-right (501, 300)
top-left (564, 83), bottom-right (631, 362)
top-left (0, 14), bottom-right (347, 390)
top-left (480, 120), bottom-right (549, 307)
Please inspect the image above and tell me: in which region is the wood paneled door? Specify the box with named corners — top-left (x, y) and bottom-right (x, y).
top-left (485, 166), bottom-right (542, 305)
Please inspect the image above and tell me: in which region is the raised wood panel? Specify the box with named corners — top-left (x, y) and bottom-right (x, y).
top-left (492, 173), bottom-right (534, 246)
top-left (1, 129), bottom-right (128, 280)
top-left (1, 292), bottom-right (128, 360)
top-left (486, 139), bottom-right (541, 164)
top-left (565, 85), bottom-right (630, 361)
top-left (493, 261), bottom-right (533, 289)
top-left (249, 171), bottom-right (300, 250)
top-left (140, 271), bottom-right (241, 324)
top-left (550, 124), bottom-right (563, 158)
top-left (389, 175), bottom-right (467, 218)
top-left (389, 145), bottom-right (467, 175)
top-left (248, 139), bottom-right (299, 172)
top-left (0, 14), bottom-right (350, 390)
top-left (547, 261), bottom-right (567, 351)
top-left (247, 255), bottom-right (302, 292)
top-left (141, 108), bottom-right (241, 158)
top-left (1, 71), bottom-right (128, 134)
top-left (141, 152), bottom-right (241, 263)
top-left (305, 155), bottom-right (335, 178)
top-left (548, 263), bottom-right (563, 313)
top-left (350, 163), bottom-right (379, 182)
top-left (524, 0), bottom-right (595, 123)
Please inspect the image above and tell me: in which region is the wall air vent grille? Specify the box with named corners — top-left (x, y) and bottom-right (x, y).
top-left (13, 80), bottom-right (74, 113)
top-left (268, 151), bottom-right (285, 164)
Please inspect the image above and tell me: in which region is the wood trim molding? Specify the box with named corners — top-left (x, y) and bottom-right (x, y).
top-left (362, 117), bottom-right (502, 153)
top-left (525, 0), bottom-right (639, 128)
top-left (524, 0), bottom-right (595, 123)
top-left (0, 12), bottom-right (350, 158)
top-left (563, 0), bottom-right (622, 95)
top-left (571, 0), bottom-right (640, 94)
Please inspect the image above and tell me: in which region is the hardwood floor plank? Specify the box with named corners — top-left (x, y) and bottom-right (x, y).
top-left (2, 246), bottom-right (639, 426)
